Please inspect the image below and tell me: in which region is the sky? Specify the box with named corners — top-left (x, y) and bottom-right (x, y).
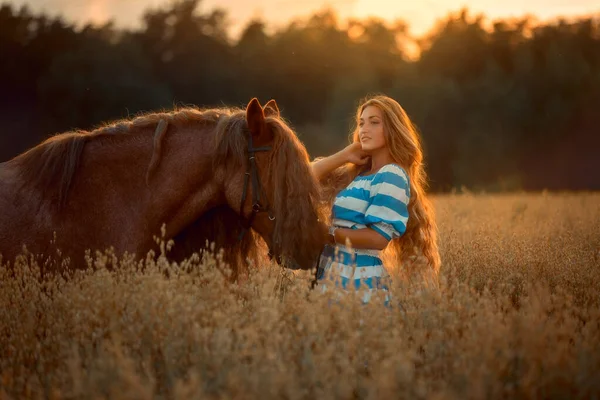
top-left (6, 0), bottom-right (600, 38)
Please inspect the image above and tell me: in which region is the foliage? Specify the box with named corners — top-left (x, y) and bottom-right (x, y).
top-left (1, 1), bottom-right (599, 190)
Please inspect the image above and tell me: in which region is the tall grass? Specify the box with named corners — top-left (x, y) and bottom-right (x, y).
top-left (1, 193), bottom-right (599, 399)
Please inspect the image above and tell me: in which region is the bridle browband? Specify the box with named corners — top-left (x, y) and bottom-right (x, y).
top-left (237, 131), bottom-right (282, 264)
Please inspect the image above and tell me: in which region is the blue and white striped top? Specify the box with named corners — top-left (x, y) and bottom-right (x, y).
top-left (318, 163), bottom-right (410, 302)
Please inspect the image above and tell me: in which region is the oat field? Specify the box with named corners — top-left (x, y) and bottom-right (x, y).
top-left (1, 193), bottom-right (599, 399)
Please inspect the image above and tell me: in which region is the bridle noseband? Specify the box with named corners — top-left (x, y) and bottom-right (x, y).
top-left (237, 132), bottom-right (282, 264)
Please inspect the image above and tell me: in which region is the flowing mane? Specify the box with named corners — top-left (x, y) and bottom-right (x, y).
top-left (10, 107), bottom-right (235, 208)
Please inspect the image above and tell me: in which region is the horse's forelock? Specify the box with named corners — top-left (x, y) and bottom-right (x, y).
top-left (213, 110), bottom-right (248, 169)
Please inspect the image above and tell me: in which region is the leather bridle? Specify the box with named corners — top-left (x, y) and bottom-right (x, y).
top-left (237, 129), bottom-right (323, 287)
top-left (237, 132), bottom-right (282, 264)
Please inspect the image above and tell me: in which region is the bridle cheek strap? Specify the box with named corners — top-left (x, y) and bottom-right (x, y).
top-left (237, 134), bottom-right (279, 263)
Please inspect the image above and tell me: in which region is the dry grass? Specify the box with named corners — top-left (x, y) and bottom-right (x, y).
top-left (1, 193), bottom-right (599, 399)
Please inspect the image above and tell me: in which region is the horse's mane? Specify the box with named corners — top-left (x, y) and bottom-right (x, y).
top-left (11, 131), bottom-right (88, 209)
top-left (10, 107), bottom-right (231, 208)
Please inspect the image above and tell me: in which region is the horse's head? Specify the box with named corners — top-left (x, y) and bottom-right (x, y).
top-left (216, 98), bottom-right (328, 270)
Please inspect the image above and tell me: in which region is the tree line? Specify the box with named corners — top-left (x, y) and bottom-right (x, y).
top-left (1, 0), bottom-right (598, 191)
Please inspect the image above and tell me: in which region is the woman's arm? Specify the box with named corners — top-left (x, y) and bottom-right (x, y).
top-left (329, 227), bottom-right (389, 250)
top-left (311, 142), bottom-right (369, 182)
top-left (311, 150), bottom-right (348, 182)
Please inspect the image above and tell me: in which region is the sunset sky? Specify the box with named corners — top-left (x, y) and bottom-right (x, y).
top-left (6, 0), bottom-right (600, 37)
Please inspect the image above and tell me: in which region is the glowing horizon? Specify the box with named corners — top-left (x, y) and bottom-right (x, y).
top-left (6, 0), bottom-right (600, 38)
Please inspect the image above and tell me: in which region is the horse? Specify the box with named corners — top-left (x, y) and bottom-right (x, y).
top-left (0, 98), bottom-right (328, 278)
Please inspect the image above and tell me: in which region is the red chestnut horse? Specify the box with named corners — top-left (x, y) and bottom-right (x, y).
top-left (0, 98), bottom-right (327, 276)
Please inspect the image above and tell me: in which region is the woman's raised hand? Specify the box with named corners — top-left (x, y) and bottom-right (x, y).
top-left (342, 142), bottom-right (370, 166)
top-left (311, 141), bottom-right (369, 181)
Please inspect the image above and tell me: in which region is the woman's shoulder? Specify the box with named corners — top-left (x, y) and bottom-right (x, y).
top-left (352, 164), bottom-right (409, 190)
top-left (374, 163), bottom-right (409, 182)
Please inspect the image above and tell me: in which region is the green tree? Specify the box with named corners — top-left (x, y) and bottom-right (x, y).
top-left (37, 24), bottom-right (172, 132)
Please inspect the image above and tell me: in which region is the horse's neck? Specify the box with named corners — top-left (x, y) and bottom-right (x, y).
top-left (142, 126), bottom-right (224, 237)
top-left (81, 134), bottom-right (153, 194)
top-left (79, 126), bottom-right (222, 237)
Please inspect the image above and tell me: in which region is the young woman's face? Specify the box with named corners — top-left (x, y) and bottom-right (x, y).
top-left (358, 105), bottom-right (386, 153)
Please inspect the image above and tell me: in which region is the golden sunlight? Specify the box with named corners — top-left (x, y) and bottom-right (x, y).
top-left (10, 0), bottom-right (600, 37)
top-left (349, 0), bottom-right (599, 35)
top-left (351, 0), bottom-right (434, 32)
top-left (82, 0), bottom-right (110, 25)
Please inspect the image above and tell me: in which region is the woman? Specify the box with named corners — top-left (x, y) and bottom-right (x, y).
top-left (311, 95), bottom-right (441, 303)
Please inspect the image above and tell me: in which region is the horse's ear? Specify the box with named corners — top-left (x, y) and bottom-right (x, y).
top-left (263, 99), bottom-right (280, 118)
top-left (246, 98), bottom-right (273, 144)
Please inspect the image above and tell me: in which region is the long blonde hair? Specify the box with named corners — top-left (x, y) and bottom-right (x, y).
top-left (320, 95), bottom-right (441, 283)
